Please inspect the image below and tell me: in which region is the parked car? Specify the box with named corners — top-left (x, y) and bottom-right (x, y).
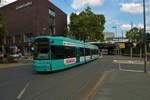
top-left (9, 53), bottom-right (22, 59)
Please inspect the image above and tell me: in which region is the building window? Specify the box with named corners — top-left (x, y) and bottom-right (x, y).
top-left (48, 9), bottom-right (55, 35)
top-left (49, 9), bottom-right (56, 17)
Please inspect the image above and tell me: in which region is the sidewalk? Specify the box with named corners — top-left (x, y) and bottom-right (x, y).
top-left (0, 63), bottom-right (31, 69)
top-left (93, 70), bottom-right (150, 100)
top-left (0, 57), bottom-right (32, 69)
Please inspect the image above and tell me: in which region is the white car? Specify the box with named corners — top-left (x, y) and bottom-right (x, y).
top-left (10, 53), bottom-right (22, 58)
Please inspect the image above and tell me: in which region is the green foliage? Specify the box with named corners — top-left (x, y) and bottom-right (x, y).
top-left (0, 56), bottom-right (17, 64)
top-left (126, 27), bottom-right (143, 43)
top-left (69, 7), bottom-right (105, 41)
top-left (63, 27), bottom-right (69, 37)
top-left (6, 56), bottom-right (17, 63)
top-left (125, 27), bottom-right (150, 50)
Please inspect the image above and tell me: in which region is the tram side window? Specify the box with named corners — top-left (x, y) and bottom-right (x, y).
top-left (93, 49), bottom-right (96, 55)
top-left (93, 49), bottom-right (98, 55)
top-left (51, 46), bottom-right (65, 59)
top-left (79, 48), bottom-right (84, 56)
top-left (51, 46), bottom-right (76, 59)
top-left (96, 49), bottom-right (99, 55)
top-left (34, 45), bottom-right (50, 60)
top-left (64, 46), bottom-right (76, 58)
top-left (85, 48), bottom-right (90, 56)
top-left (91, 49), bottom-right (95, 55)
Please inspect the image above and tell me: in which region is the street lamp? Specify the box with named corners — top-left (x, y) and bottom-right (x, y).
top-left (143, 0), bottom-right (147, 73)
top-left (112, 26), bottom-right (119, 55)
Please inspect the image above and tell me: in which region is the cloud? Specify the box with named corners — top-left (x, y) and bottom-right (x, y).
top-left (121, 23), bottom-right (150, 32)
top-left (137, 24), bottom-right (150, 33)
top-left (136, 24), bottom-right (150, 32)
top-left (120, 3), bottom-right (143, 13)
top-left (121, 23), bottom-right (143, 30)
top-left (0, 0), bottom-right (16, 7)
top-left (67, 14), bottom-right (70, 24)
top-left (121, 24), bottom-right (132, 30)
top-left (71, 0), bottom-right (103, 9)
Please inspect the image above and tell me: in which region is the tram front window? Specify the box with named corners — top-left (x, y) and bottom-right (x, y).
top-left (34, 38), bottom-right (50, 60)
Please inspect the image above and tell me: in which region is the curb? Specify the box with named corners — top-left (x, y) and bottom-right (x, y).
top-left (0, 63), bottom-right (31, 69)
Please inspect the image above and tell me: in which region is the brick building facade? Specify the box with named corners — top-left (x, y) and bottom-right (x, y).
top-left (0, 0), bottom-right (67, 55)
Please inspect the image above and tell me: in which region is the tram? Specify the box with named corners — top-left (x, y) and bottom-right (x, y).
top-left (32, 36), bottom-right (99, 72)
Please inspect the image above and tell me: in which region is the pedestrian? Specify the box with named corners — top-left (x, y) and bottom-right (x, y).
top-left (0, 51), bottom-right (4, 61)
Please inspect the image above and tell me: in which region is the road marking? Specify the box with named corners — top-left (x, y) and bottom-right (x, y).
top-left (16, 82), bottom-right (30, 99)
top-left (99, 55), bottom-right (103, 59)
top-left (84, 70), bottom-right (113, 100)
top-left (113, 59), bottom-right (150, 65)
top-left (120, 69), bottom-right (150, 73)
top-left (118, 62), bottom-right (122, 70)
top-left (113, 60), bottom-right (117, 63)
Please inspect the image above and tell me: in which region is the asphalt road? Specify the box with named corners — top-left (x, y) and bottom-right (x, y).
top-left (0, 56), bottom-right (116, 100)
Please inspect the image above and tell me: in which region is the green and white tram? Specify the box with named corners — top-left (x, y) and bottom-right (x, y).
top-left (32, 36), bottom-right (99, 72)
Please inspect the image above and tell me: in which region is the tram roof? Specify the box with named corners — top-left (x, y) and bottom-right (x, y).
top-left (35, 36), bottom-right (98, 49)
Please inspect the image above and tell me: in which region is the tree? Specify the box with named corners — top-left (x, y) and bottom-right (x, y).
top-left (63, 27), bottom-right (69, 37)
top-left (126, 27), bottom-right (148, 50)
top-left (126, 27), bottom-right (142, 43)
top-left (69, 7), bottom-right (105, 41)
top-left (69, 13), bottom-right (80, 39)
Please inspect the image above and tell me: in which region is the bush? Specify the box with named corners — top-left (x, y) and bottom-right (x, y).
top-left (6, 56), bottom-right (18, 63)
top-left (0, 58), bottom-right (7, 63)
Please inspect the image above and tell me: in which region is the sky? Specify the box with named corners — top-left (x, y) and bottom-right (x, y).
top-left (0, 0), bottom-right (150, 37)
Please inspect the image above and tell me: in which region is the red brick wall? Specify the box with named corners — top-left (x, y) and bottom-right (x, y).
top-left (0, 0), bottom-right (67, 36)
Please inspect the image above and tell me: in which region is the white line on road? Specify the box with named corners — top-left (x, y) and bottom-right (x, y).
top-left (120, 69), bottom-right (150, 73)
top-left (16, 82), bottom-right (30, 99)
top-left (113, 59), bottom-right (148, 65)
top-left (84, 70), bottom-right (113, 100)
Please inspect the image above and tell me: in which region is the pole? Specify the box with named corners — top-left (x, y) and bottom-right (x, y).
top-left (130, 22), bottom-right (133, 60)
top-left (143, 0), bottom-right (147, 73)
top-left (84, 36), bottom-right (86, 62)
top-left (130, 46), bottom-right (133, 60)
top-left (112, 26), bottom-right (118, 55)
top-left (140, 47), bottom-right (142, 59)
top-left (120, 31), bottom-right (124, 55)
top-left (115, 27), bottom-right (119, 55)
top-left (122, 31), bottom-right (124, 42)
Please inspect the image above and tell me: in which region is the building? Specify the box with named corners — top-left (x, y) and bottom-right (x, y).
top-left (0, 0), bottom-right (67, 55)
top-left (103, 32), bottom-right (115, 41)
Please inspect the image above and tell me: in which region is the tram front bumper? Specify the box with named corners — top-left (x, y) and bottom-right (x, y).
top-left (32, 60), bottom-right (51, 72)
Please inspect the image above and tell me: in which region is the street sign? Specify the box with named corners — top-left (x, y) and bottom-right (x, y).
top-left (119, 43), bottom-right (125, 49)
